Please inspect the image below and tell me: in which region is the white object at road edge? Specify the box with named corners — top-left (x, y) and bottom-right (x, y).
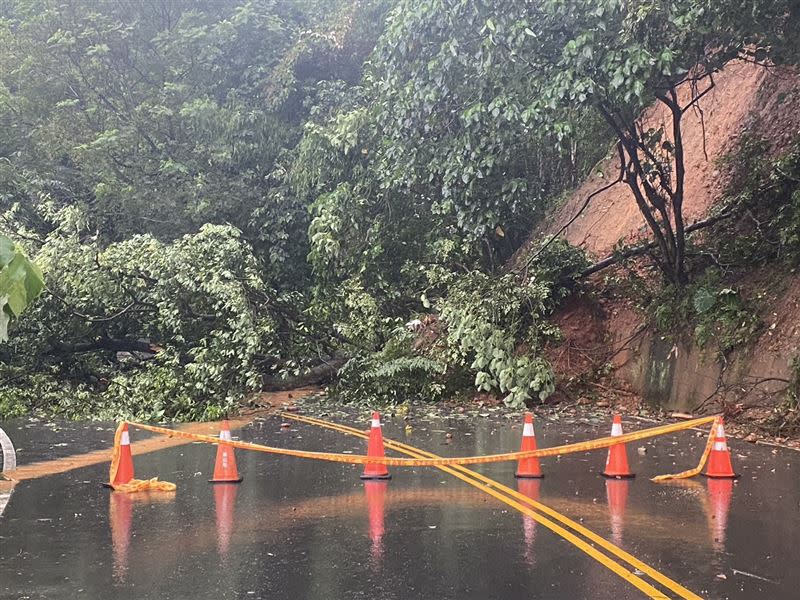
top-left (0, 427), bottom-right (16, 473)
top-left (0, 490), bottom-right (10, 518)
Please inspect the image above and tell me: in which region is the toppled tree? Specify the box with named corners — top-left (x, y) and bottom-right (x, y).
top-left (299, 0), bottom-right (800, 406)
top-left (1, 223), bottom-right (334, 420)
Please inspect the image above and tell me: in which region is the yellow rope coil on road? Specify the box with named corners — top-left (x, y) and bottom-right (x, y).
top-left (112, 477), bottom-right (177, 493)
top-left (109, 415), bottom-right (719, 481)
top-left (108, 422), bottom-right (176, 493)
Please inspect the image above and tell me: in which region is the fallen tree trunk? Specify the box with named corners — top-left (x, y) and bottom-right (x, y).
top-left (261, 356), bottom-right (348, 391)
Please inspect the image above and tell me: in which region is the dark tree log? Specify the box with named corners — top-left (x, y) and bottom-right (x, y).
top-left (47, 337), bottom-right (162, 356)
top-left (261, 356), bottom-right (348, 391)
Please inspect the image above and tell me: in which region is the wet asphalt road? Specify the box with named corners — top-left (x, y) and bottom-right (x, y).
top-left (0, 409), bottom-right (798, 600)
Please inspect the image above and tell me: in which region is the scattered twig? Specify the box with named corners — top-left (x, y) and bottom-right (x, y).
top-left (731, 568), bottom-right (779, 584)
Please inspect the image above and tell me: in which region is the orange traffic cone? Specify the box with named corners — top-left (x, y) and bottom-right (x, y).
top-left (107, 423), bottom-right (135, 488)
top-left (704, 419), bottom-right (737, 479)
top-left (706, 477), bottom-right (734, 553)
top-left (209, 421), bottom-right (243, 483)
top-left (515, 413), bottom-right (543, 478)
top-left (605, 479), bottom-right (630, 545)
top-left (602, 415), bottom-right (635, 478)
top-left (109, 492), bottom-right (133, 583)
top-left (364, 480), bottom-right (388, 566)
top-left (361, 412), bottom-right (391, 480)
top-left (214, 483), bottom-right (239, 560)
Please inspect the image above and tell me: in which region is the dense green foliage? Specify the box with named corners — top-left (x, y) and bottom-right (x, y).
top-left (713, 135), bottom-right (800, 267)
top-left (1, 0), bottom-right (798, 419)
top-left (1, 224), bottom-right (305, 419)
top-left (0, 233), bottom-right (42, 341)
top-left (332, 241), bottom-right (587, 408)
top-left (0, 0), bottom-right (390, 417)
top-left (435, 243), bottom-right (587, 406)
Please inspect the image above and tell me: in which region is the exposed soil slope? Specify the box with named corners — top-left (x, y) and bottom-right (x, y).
top-left (537, 61), bottom-right (800, 257)
top-left (531, 62), bottom-right (800, 422)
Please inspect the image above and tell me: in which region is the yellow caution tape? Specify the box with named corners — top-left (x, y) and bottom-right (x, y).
top-left (111, 478), bottom-right (177, 493)
top-left (108, 422), bottom-right (177, 492)
top-left (650, 417), bottom-right (719, 482)
top-left (111, 415), bottom-right (718, 471)
top-left (104, 409), bottom-right (720, 596)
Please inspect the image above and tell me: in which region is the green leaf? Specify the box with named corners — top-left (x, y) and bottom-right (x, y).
top-left (0, 235), bottom-right (14, 269)
top-left (0, 254), bottom-right (43, 317)
top-left (0, 256), bottom-right (28, 315)
top-left (693, 287), bottom-right (716, 314)
top-left (24, 260), bottom-right (45, 302)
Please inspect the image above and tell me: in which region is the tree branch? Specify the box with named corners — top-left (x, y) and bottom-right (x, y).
top-left (47, 337), bottom-right (162, 356)
top-left (580, 205), bottom-right (740, 278)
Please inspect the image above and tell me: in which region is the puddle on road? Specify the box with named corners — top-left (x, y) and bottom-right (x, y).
top-left (0, 411), bottom-right (798, 599)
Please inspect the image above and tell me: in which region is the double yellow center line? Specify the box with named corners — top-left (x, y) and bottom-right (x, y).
top-left (282, 412), bottom-right (702, 600)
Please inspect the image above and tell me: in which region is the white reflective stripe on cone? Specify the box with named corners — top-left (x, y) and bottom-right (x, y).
top-left (121, 431), bottom-right (130, 445)
top-left (611, 423), bottom-right (623, 436)
top-left (220, 429), bottom-right (232, 441)
top-left (713, 441), bottom-right (728, 451)
top-left (371, 419), bottom-right (380, 428)
top-left (717, 424), bottom-right (726, 438)
top-left (523, 423), bottom-right (535, 437)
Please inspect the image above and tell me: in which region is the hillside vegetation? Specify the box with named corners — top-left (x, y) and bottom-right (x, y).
top-left (1, 0), bottom-right (798, 424)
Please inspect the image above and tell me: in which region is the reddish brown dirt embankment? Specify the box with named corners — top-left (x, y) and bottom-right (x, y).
top-left (526, 61), bottom-right (800, 422)
top-left (537, 61), bottom-right (800, 256)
